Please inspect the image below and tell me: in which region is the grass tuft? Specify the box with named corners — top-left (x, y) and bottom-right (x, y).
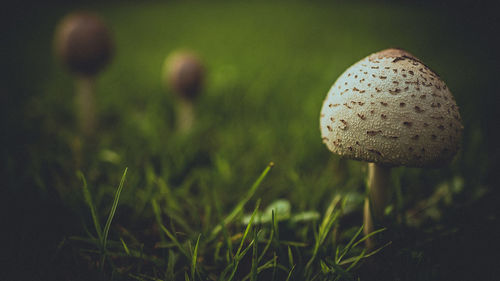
top-left (210, 162), bottom-right (274, 240)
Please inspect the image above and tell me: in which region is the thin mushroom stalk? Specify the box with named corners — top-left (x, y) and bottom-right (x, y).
top-left (75, 75), bottom-right (97, 137)
top-left (176, 98), bottom-right (195, 133)
top-left (363, 163), bottom-right (392, 248)
top-left (164, 51), bottom-right (204, 134)
top-left (54, 11), bottom-right (114, 136)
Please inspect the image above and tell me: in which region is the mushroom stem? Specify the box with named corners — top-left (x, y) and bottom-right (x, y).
top-left (176, 98), bottom-right (195, 133)
top-left (363, 198), bottom-right (375, 249)
top-left (368, 163), bottom-right (392, 219)
top-left (75, 75), bottom-right (97, 137)
top-left (364, 163), bottom-right (392, 247)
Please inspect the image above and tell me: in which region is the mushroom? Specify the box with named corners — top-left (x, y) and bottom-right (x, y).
top-left (319, 48), bottom-right (463, 247)
top-left (163, 51), bottom-right (204, 133)
top-left (54, 11), bottom-right (114, 137)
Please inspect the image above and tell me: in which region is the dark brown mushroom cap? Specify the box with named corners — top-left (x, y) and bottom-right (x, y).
top-left (320, 48), bottom-right (463, 167)
top-left (164, 52), bottom-right (204, 100)
top-left (54, 12), bottom-right (114, 76)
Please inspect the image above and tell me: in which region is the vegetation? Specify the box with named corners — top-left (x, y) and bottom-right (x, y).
top-left (2, 1), bottom-right (498, 280)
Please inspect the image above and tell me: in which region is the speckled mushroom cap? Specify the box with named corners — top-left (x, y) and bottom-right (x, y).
top-left (320, 48), bottom-right (463, 167)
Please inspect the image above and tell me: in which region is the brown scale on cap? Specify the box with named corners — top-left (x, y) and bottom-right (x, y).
top-left (54, 12), bottom-right (114, 77)
top-left (320, 48), bottom-right (463, 167)
top-left (368, 48), bottom-right (418, 62)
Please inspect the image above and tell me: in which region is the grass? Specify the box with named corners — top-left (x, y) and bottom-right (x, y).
top-left (71, 163), bottom-right (381, 280)
top-left (2, 0), bottom-right (499, 280)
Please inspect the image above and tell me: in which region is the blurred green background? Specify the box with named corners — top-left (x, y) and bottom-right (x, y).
top-left (2, 0), bottom-right (499, 280)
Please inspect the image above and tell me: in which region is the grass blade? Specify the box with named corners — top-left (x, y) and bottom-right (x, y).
top-left (346, 248), bottom-right (366, 271)
top-left (309, 194), bottom-right (342, 272)
top-left (129, 273), bottom-right (164, 281)
top-left (226, 240), bottom-right (255, 281)
top-left (257, 216), bottom-right (274, 263)
top-left (272, 210), bottom-right (280, 243)
top-left (120, 237), bottom-right (131, 255)
top-left (102, 167), bottom-right (128, 250)
top-left (236, 200), bottom-right (260, 257)
top-left (159, 219), bottom-right (190, 259)
top-left (226, 200), bottom-right (261, 281)
top-left (327, 261), bottom-right (353, 280)
top-left (78, 171), bottom-right (102, 240)
top-left (320, 259), bottom-right (330, 274)
top-left (166, 231), bottom-right (188, 258)
top-left (210, 162), bottom-right (274, 239)
top-left (250, 229), bottom-right (258, 281)
top-left (339, 241), bottom-right (392, 265)
top-left (152, 199), bottom-right (166, 244)
top-left (285, 265), bottom-right (295, 281)
top-left (271, 252), bottom-right (277, 281)
top-left (241, 255), bottom-right (276, 281)
top-left (212, 188), bottom-right (234, 261)
top-left (337, 224), bottom-right (364, 263)
top-left (191, 234), bottom-right (201, 281)
top-left (287, 246), bottom-right (294, 268)
top-left (352, 227), bottom-right (386, 248)
top-left (166, 250), bottom-right (176, 280)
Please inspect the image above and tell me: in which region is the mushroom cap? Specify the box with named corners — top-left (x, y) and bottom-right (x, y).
top-left (164, 51), bottom-right (204, 100)
top-left (320, 48), bottom-right (463, 167)
top-left (54, 12), bottom-right (114, 76)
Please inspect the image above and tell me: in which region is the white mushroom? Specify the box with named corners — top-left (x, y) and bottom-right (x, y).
top-left (319, 48), bottom-right (463, 246)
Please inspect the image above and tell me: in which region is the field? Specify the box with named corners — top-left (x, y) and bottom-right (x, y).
top-left (2, 1), bottom-right (499, 280)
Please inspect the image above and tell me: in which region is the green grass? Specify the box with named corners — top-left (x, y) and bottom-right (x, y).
top-left (2, 0), bottom-right (498, 280)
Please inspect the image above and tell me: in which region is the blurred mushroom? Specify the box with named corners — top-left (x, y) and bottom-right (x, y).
top-left (54, 11), bottom-right (114, 136)
top-left (319, 48), bottom-right (463, 247)
top-left (163, 51), bottom-right (204, 133)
